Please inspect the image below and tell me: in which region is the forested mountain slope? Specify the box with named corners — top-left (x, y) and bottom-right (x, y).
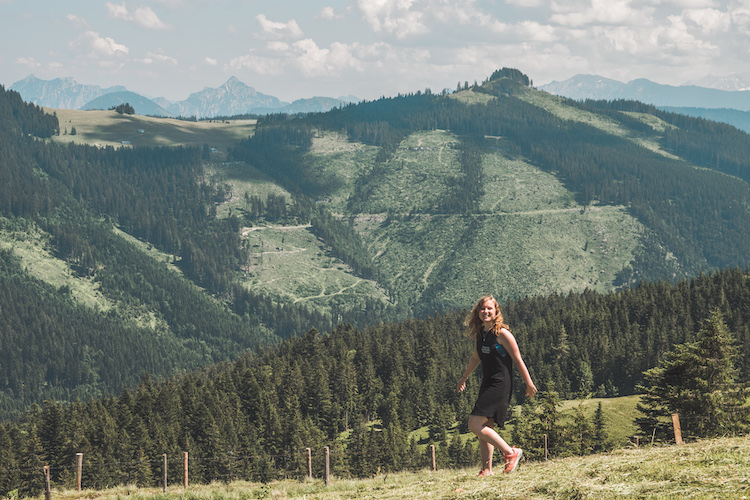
top-left (2, 66), bottom-right (750, 420)
top-left (0, 86), bottom-right (279, 419)
top-left (231, 69), bottom-right (750, 316)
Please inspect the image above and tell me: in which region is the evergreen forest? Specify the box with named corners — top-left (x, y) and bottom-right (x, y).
top-left (2, 267), bottom-right (750, 497)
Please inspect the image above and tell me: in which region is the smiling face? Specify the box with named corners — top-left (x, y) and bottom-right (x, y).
top-left (479, 299), bottom-right (498, 328)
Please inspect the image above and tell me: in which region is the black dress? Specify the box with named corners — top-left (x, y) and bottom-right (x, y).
top-left (470, 329), bottom-right (514, 427)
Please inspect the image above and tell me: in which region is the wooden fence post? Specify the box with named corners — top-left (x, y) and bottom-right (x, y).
top-left (183, 452), bottom-right (189, 488)
top-left (76, 453), bottom-right (83, 492)
top-left (324, 446), bottom-right (330, 486)
top-left (634, 436), bottom-right (640, 448)
top-left (672, 413), bottom-right (684, 445)
top-left (430, 445), bottom-right (436, 471)
top-left (306, 448), bottom-right (312, 479)
top-left (543, 434), bottom-right (548, 461)
top-left (43, 466), bottom-right (51, 500)
top-left (163, 454), bottom-right (168, 492)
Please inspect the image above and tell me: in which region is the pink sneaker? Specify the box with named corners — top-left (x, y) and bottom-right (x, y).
top-left (503, 447), bottom-right (523, 473)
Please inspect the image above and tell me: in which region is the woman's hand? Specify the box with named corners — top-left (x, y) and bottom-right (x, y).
top-left (526, 381), bottom-right (538, 398)
top-left (457, 378), bottom-right (467, 392)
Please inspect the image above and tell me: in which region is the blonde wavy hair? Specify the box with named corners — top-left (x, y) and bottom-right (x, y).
top-left (463, 295), bottom-right (510, 339)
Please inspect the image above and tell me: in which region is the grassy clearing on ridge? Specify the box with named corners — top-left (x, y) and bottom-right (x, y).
top-left (47, 108), bottom-right (255, 155)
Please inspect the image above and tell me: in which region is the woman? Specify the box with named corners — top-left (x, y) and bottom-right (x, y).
top-left (457, 295), bottom-right (537, 475)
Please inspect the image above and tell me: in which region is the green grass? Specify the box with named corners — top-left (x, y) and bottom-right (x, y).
top-left (35, 435), bottom-right (750, 499)
top-left (239, 223), bottom-right (390, 309)
top-left (0, 217), bottom-right (113, 312)
top-left (48, 108), bottom-right (255, 157)
top-left (205, 161), bottom-right (293, 219)
top-left (435, 395), bottom-right (640, 452)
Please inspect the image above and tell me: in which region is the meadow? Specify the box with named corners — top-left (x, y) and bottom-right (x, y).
top-left (47, 108), bottom-right (256, 155)
top-left (30, 436), bottom-right (750, 499)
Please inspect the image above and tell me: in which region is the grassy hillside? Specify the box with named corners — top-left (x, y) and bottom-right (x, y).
top-left (260, 126), bottom-right (644, 313)
top-left (33, 435), bottom-right (750, 499)
top-left (47, 108), bottom-right (255, 155)
top-left (416, 395), bottom-right (640, 455)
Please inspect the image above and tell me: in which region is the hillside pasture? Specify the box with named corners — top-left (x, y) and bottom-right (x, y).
top-left (206, 161), bottom-right (293, 219)
top-left (39, 435), bottom-right (750, 499)
top-left (47, 108), bottom-right (255, 155)
top-left (0, 218), bottom-right (113, 312)
top-left (304, 131), bottom-right (379, 210)
top-left (346, 137), bottom-right (644, 310)
top-left (239, 223), bottom-right (390, 312)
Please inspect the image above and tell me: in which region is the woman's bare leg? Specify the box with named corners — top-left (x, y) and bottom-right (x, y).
top-left (468, 415), bottom-right (513, 459)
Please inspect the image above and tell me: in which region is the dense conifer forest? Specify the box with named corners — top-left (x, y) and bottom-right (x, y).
top-left (2, 267), bottom-right (750, 497)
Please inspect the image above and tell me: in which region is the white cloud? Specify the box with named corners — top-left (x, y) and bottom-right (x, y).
top-left (658, 0), bottom-right (719, 8)
top-left (256, 14), bottom-right (304, 39)
top-left (107, 1), bottom-right (129, 20)
top-left (140, 50), bottom-right (177, 65)
top-left (267, 41), bottom-right (290, 51)
top-left (517, 21), bottom-right (560, 42)
top-left (357, 0), bottom-right (428, 38)
top-left (550, 0), bottom-right (649, 27)
top-left (228, 52), bottom-right (286, 75)
top-left (505, 0), bottom-right (545, 6)
top-left (427, 0), bottom-right (490, 25)
top-left (205, 57), bottom-right (218, 66)
top-left (683, 8), bottom-right (731, 32)
top-left (74, 30), bottom-right (130, 56)
top-left (319, 6), bottom-right (341, 19)
top-left (16, 56), bottom-right (42, 69)
top-left (291, 39), bottom-right (332, 77)
top-left (106, 2), bottom-right (172, 30)
top-left (154, 0), bottom-right (185, 7)
top-left (66, 14), bottom-right (90, 28)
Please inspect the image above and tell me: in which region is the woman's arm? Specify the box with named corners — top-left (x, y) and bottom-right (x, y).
top-left (457, 346), bottom-right (481, 392)
top-left (497, 328), bottom-right (538, 397)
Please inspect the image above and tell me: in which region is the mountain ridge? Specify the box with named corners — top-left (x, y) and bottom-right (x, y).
top-left (539, 74), bottom-right (750, 111)
top-left (10, 74), bottom-right (359, 118)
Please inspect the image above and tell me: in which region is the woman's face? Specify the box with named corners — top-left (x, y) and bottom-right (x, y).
top-left (479, 300), bottom-right (497, 325)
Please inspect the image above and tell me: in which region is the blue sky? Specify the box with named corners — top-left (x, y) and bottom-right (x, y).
top-left (1, 0), bottom-right (749, 102)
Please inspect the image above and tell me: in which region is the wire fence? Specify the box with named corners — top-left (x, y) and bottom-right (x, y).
top-left (3, 444), bottom-right (447, 499)
top-left (2, 413), bottom-right (694, 498)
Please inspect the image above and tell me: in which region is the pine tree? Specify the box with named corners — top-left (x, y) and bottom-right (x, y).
top-left (570, 400), bottom-right (594, 456)
top-left (0, 423), bottom-right (20, 498)
top-left (593, 402), bottom-right (608, 451)
top-left (636, 309), bottom-right (750, 440)
top-left (19, 423), bottom-right (45, 498)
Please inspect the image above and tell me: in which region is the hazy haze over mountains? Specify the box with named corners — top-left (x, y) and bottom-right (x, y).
top-left (10, 74), bottom-right (359, 118)
top-left (539, 74), bottom-right (750, 133)
top-left (539, 74), bottom-right (750, 111)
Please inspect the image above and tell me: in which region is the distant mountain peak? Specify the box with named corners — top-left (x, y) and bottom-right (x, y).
top-left (10, 74), bottom-right (360, 118)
